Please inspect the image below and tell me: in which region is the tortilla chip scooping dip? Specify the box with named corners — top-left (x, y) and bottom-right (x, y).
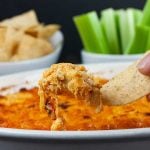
top-left (101, 52), bottom-right (150, 105)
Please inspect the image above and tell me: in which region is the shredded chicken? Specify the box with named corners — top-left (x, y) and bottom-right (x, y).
top-left (38, 63), bottom-right (103, 113)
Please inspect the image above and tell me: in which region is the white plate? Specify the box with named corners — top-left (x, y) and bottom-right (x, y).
top-left (0, 62), bottom-right (150, 150)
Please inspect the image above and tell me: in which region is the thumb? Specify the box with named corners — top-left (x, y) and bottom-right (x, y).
top-left (137, 53), bottom-right (150, 76)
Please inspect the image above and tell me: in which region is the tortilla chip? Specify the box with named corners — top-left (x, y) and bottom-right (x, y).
top-left (0, 10), bottom-right (39, 29)
top-left (0, 51), bottom-right (10, 61)
top-left (24, 25), bottom-right (40, 37)
top-left (101, 53), bottom-right (150, 105)
top-left (3, 27), bottom-right (23, 56)
top-left (11, 34), bottom-right (53, 61)
top-left (0, 27), bottom-right (23, 61)
top-left (0, 27), bottom-right (7, 48)
top-left (38, 24), bottom-right (61, 39)
top-left (24, 24), bottom-right (60, 39)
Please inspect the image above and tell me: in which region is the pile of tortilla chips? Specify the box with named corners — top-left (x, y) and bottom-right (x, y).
top-left (0, 10), bottom-right (60, 61)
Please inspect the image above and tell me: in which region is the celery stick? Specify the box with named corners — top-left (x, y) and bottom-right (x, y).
top-left (116, 10), bottom-right (128, 52)
top-left (124, 9), bottom-right (143, 53)
top-left (126, 26), bottom-right (149, 54)
top-left (101, 8), bottom-right (121, 54)
top-left (73, 11), bottom-right (109, 53)
top-left (99, 20), bottom-right (109, 52)
top-left (140, 0), bottom-right (150, 26)
top-left (115, 10), bottom-right (123, 54)
top-left (146, 30), bottom-right (150, 50)
top-left (84, 12), bottom-right (109, 53)
top-left (117, 9), bottom-right (138, 53)
top-left (73, 16), bottom-right (92, 52)
top-left (133, 9), bottom-right (143, 24)
top-left (125, 9), bottom-right (136, 52)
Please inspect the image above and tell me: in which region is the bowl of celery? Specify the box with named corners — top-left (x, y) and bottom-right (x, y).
top-left (73, 0), bottom-right (150, 63)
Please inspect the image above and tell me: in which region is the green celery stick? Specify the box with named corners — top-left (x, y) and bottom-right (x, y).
top-left (115, 9), bottom-right (123, 54)
top-left (124, 9), bottom-right (143, 53)
top-left (126, 26), bottom-right (149, 54)
top-left (83, 12), bottom-right (109, 53)
top-left (73, 15), bottom-right (92, 52)
top-left (99, 20), bottom-right (109, 52)
top-left (117, 9), bottom-right (138, 53)
top-left (145, 30), bottom-right (150, 50)
top-left (133, 9), bottom-right (143, 24)
top-left (73, 11), bottom-right (109, 53)
top-left (101, 8), bottom-right (121, 54)
top-left (125, 9), bottom-right (136, 52)
top-left (140, 0), bottom-right (150, 26)
top-left (116, 10), bottom-right (128, 52)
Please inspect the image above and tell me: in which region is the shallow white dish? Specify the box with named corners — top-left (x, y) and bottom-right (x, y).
top-left (0, 31), bottom-right (64, 75)
top-left (81, 50), bottom-right (143, 64)
top-left (0, 62), bottom-right (150, 150)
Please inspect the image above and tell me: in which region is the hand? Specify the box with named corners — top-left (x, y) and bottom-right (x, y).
top-left (138, 53), bottom-right (150, 100)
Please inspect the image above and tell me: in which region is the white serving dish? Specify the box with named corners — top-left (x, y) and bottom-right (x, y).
top-left (0, 31), bottom-right (64, 75)
top-left (81, 50), bottom-right (143, 64)
top-left (0, 62), bottom-right (150, 150)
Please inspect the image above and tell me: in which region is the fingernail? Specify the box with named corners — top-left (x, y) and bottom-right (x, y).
top-left (137, 53), bottom-right (150, 76)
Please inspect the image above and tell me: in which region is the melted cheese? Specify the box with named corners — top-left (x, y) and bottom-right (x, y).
top-left (50, 94), bottom-right (150, 130)
top-left (0, 88), bottom-right (150, 130)
top-left (0, 88), bottom-right (51, 130)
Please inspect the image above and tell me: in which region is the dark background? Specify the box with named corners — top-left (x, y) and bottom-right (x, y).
top-left (0, 0), bottom-right (146, 63)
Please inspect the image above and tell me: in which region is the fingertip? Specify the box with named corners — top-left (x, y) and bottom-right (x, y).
top-left (137, 53), bottom-right (150, 76)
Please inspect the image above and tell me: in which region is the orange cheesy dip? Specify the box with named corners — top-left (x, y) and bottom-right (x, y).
top-left (0, 87), bottom-right (150, 130)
